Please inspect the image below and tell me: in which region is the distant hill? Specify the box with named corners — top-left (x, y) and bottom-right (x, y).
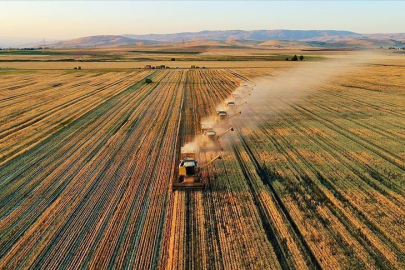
top-left (49, 35), bottom-right (159, 48)
top-left (36, 30), bottom-right (405, 49)
top-left (123, 30), bottom-right (362, 42)
top-left (365, 33), bottom-right (405, 41)
top-left (0, 37), bottom-right (59, 48)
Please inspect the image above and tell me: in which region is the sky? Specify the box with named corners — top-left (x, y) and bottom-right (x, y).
top-left (1, 1), bottom-right (405, 40)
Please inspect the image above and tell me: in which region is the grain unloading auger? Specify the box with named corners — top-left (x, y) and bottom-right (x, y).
top-left (200, 127), bottom-right (234, 151)
top-left (173, 148), bottom-right (222, 190)
top-left (236, 101), bottom-right (247, 109)
top-left (230, 111), bottom-right (241, 119)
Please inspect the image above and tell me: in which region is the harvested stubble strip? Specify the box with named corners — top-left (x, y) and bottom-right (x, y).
top-left (271, 96), bottom-right (405, 233)
top-left (195, 191), bottom-right (208, 270)
top-left (234, 113), bottom-right (350, 265)
top-left (0, 71), bottom-right (145, 133)
top-left (227, 133), bottom-right (311, 269)
top-left (0, 72), bottom-right (155, 196)
top-left (229, 134), bottom-right (310, 269)
top-left (278, 100), bottom-right (405, 206)
top-left (243, 118), bottom-right (386, 268)
top-left (0, 76), bottom-right (156, 268)
top-left (290, 89), bottom-right (405, 162)
top-left (207, 154), bottom-right (256, 269)
top-left (216, 153), bottom-right (278, 268)
top-left (268, 134), bottom-right (402, 267)
top-left (0, 72), bottom-right (98, 122)
top-left (0, 70), bottom-right (176, 268)
top-left (0, 74), bottom-right (154, 206)
top-left (79, 71), bottom-right (182, 268)
top-left (237, 89), bottom-right (404, 266)
top-left (0, 72), bottom-right (73, 97)
top-left (0, 71), bottom-right (152, 165)
top-left (130, 77), bottom-right (184, 269)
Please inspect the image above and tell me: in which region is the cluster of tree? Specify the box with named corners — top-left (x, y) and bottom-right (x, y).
top-left (0, 47), bottom-right (49, 51)
top-left (285, 55), bottom-right (304, 61)
top-left (388, 47), bottom-right (405, 50)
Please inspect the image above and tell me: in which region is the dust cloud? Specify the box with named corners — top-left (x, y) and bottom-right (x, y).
top-left (183, 51), bottom-right (379, 156)
top-left (230, 51), bottom-right (380, 133)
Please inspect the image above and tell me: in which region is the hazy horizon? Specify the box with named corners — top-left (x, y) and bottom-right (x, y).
top-left (1, 1), bottom-right (405, 41)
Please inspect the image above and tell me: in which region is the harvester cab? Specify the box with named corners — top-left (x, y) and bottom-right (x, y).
top-left (173, 147), bottom-right (222, 190)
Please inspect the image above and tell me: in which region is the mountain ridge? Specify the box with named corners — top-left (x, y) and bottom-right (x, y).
top-left (123, 29), bottom-right (362, 42)
top-left (3, 30), bottom-right (405, 48)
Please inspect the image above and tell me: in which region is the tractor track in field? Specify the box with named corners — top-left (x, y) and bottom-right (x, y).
top-left (231, 123), bottom-right (322, 270)
top-left (244, 109), bottom-right (398, 269)
top-left (237, 86), bottom-right (405, 268)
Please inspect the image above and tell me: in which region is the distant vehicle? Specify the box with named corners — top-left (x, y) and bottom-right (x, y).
top-left (216, 110), bottom-right (241, 122)
top-left (200, 127), bottom-right (234, 151)
top-left (145, 78), bottom-right (152, 83)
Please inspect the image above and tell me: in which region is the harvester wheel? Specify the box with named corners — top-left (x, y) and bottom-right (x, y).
top-left (178, 175), bottom-right (185, 183)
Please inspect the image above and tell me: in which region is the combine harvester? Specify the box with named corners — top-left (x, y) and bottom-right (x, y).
top-left (231, 93), bottom-right (240, 99)
top-left (201, 123), bottom-right (214, 133)
top-left (226, 101), bottom-right (236, 107)
top-left (227, 100), bottom-right (248, 113)
top-left (215, 110), bottom-right (241, 123)
top-left (172, 148), bottom-right (222, 190)
top-left (200, 127), bottom-right (234, 151)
